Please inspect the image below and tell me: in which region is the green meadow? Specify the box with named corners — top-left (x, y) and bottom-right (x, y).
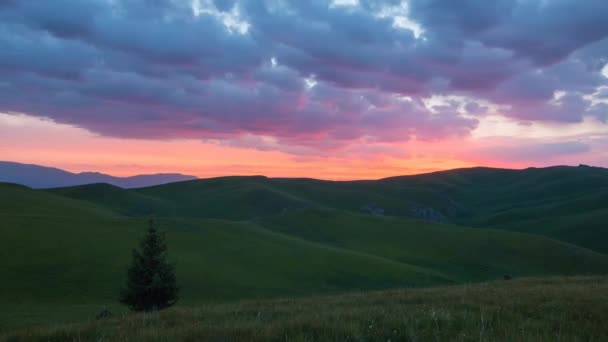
top-left (4, 277), bottom-right (608, 341)
top-left (1, 166), bottom-right (607, 339)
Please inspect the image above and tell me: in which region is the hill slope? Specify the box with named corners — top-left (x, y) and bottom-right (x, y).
top-left (382, 166), bottom-right (608, 252)
top-left (258, 209), bottom-right (608, 281)
top-left (0, 183), bottom-right (449, 330)
top-left (49, 166), bottom-right (608, 253)
top-left (5, 276), bottom-right (608, 341)
top-left (2, 180), bottom-right (608, 330)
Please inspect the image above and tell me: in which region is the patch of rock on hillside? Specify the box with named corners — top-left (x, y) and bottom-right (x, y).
top-left (360, 203), bottom-right (385, 216)
top-left (281, 204), bottom-right (311, 213)
top-left (410, 205), bottom-right (449, 224)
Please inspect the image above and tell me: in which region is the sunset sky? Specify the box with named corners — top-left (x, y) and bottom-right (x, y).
top-left (1, 0), bottom-right (608, 179)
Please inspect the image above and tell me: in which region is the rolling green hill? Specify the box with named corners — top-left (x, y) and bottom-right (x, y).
top-left (2, 168), bottom-right (608, 331)
top-left (257, 209), bottom-right (608, 282)
top-left (48, 165), bottom-right (608, 252)
top-left (0, 184), bottom-right (448, 330)
top-left (0, 182), bottom-right (118, 219)
top-left (384, 166), bottom-right (608, 252)
top-left (48, 183), bottom-right (172, 217)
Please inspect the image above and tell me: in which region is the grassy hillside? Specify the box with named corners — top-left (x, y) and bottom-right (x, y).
top-left (487, 208), bottom-right (608, 254)
top-left (415, 166), bottom-right (608, 253)
top-left (49, 176), bottom-right (421, 219)
top-left (4, 276), bottom-right (608, 341)
top-left (48, 166), bottom-right (608, 254)
top-left (48, 183), bottom-right (172, 217)
top-left (3, 179), bottom-right (608, 332)
top-left (258, 209), bottom-right (608, 281)
top-left (0, 184), bottom-right (450, 331)
top-left (0, 183), bottom-right (117, 218)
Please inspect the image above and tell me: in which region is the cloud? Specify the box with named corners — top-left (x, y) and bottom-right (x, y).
top-left (0, 0), bottom-right (607, 154)
top-left (477, 141), bottom-right (592, 162)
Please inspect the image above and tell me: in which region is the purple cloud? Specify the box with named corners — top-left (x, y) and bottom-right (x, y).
top-left (0, 0), bottom-right (606, 152)
top-left (477, 141), bottom-right (592, 161)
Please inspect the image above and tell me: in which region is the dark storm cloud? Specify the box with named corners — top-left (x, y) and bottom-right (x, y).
top-left (409, 0), bottom-right (608, 64)
top-left (0, 0), bottom-right (607, 151)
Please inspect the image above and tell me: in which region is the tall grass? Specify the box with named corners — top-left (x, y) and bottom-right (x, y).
top-left (4, 276), bottom-right (608, 341)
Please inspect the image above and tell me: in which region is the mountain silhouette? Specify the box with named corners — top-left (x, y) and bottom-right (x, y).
top-left (0, 161), bottom-right (197, 188)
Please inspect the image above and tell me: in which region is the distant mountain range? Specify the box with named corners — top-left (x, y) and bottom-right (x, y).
top-left (0, 161), bottom-right (197, 188)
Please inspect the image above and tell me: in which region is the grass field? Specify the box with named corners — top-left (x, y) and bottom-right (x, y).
top-left (49, 165), bottom-right (608, 252)
top-left (1, 166), bottom-right (608, 337)
top-left (2, 184), bottom-right (453, 331)
top-left (3, 276), bottom-right (608, 341)
top-left (258, 209), bottom-right (608, 281)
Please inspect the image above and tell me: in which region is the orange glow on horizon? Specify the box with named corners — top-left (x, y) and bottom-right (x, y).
top-left (0, 113), bottom-right (488, 180)
top-left (1, 113), bottom-right (602, 180)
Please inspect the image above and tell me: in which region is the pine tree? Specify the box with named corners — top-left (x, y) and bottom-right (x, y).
top-left (120, 219), bottom-right (179, 311)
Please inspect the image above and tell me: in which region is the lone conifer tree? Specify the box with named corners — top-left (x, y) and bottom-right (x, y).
top-left (120, 219), bottom-right (178, 311)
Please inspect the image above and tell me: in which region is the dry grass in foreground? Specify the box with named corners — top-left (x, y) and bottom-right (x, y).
top-left (3, 276), bottom-right (608, 342)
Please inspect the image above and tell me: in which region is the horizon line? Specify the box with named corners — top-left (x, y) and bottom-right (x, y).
top-left (1, 160), bottom-right (602, 183)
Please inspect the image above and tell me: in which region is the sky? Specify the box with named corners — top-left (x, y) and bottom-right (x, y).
top-left (1, 0), bottom-right (608, 179)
